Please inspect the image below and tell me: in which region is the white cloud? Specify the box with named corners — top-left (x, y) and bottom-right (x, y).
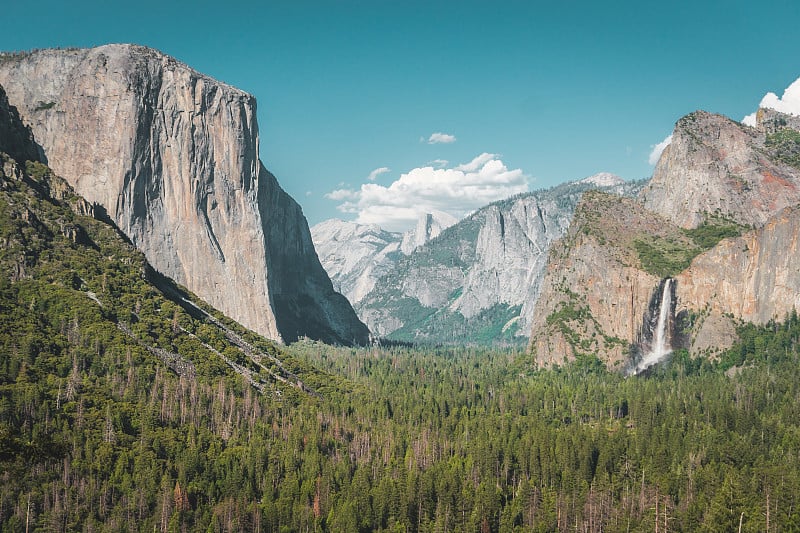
top-left (427, 132), bottom-right (457, 144)
top-left (455, 152), bottom-right (495, 172)
top-left (742, 112), bottom-right (758, 127)
top-left (648, 134), bottom-right (673, 165)
top-left (325, 189), bottom-right (359, 201)
top-left (367, 167), bottom-right (390, 181)
top-left (742, 76), bottom-right (800, 125)
top-left (326, 153), bottom-right (529, 232)
top-left (428, 159), bottom-right (449, 168)
top-left (758, 77), bottom-right (800, 115)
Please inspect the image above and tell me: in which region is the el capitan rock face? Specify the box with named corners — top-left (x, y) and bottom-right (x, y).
top-left (0, 44), bottom-right (368, 345)
top-left (0, 84), bottom-right (38, 165)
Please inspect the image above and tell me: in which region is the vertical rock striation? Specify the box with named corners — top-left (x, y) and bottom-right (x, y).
top-left (676, 204), bottom-right (800, 326)
top-left (0, 44), bottom-right (368, 344)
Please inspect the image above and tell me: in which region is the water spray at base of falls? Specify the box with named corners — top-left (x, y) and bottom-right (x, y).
top-left (630, 278), bottom-right (674, 375)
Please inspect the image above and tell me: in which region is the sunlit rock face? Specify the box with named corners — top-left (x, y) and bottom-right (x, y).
top-left (676, 204), bottom-right (800, 327)
top-left (640, 110), bottom-right (800, 229)
top-left (399, 211), bottom-right (457, 255)
top-left (0, 44), bottom-right (368, 345)
top-left (528, 192), bottom-right (665, 369)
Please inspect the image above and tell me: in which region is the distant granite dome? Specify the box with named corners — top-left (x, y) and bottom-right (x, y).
top-left (0, 44), bottom-right (368, 345)
top-left (311, 211), bottom-right (457, 307)
top-left (399, 211), bottom-right (457, 255)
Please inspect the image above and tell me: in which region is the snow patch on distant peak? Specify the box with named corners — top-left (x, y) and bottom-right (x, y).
top-left (578, 172), bottom-right (625, 187)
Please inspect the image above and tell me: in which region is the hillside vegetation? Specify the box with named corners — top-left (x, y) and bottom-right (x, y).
top-left (2, 154), bottom-right (800, 531)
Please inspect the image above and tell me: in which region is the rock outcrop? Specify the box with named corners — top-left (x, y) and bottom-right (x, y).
top-left (640, 110), bottom-right (800, 229)
top-left (676, 204), bottom-right (800, 326)
top-left (399, 211), bottom-right (457, 254)
top-left (0, 45), bottom-right (368, 345)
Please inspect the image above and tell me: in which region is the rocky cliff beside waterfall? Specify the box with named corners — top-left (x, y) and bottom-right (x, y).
top-left (313, 175), bottom-right (644, 344)
top-left (0, 44), bottom-right (368, 345)
top-left (530, 108), bottom-right (800, 370)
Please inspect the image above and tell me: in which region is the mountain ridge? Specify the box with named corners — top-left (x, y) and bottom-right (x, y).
top-left (640, 109), bottom-right (800, 229)
top-left (314, 175), bottom-right (645, 344)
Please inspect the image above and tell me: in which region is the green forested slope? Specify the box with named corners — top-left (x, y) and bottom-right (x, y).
top-left (2, 154), bottom-right (800, 531)
top-left (0, 155), bottom-right (337, 530)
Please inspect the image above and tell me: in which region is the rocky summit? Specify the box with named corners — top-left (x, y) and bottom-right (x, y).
top-left (310, 219), bottom-right (404, 306)
top-left (0, 45), bottom-right (368, 345)
top-left (640, 109), bottom-right (800, 229)
top-left (311, 211), bottom-right (456, 307)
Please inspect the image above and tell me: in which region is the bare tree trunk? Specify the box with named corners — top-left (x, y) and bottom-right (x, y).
top-left (25, 494), bottom-right (31, 533)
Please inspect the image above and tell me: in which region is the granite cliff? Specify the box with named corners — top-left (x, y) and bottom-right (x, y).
top-left (315, 175), bottom-right (643, 344)
top-left (0, 84), bottom-right (38, 165)
top-left (399, 211), bottom-right (457, 255)
top-left (531, 108), bottom-right (800, 368)
top-left (640, 110), bottom-right (800, 228)
top-left (675, 204), bottom-right (800, 354)
top-left (0, 44), bottom-right (368, 345)
top-left (528, 191), bottom-right (695, 369)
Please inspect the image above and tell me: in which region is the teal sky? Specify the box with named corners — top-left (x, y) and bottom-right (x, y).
top-left (1, 0), bottom-right (799, 230)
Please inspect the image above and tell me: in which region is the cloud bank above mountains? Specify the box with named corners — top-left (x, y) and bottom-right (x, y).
top-left (326, 153), bottom-right (528, 232)
top-left (327, 77), bottom-right (800, 232)
top-left (743, 76), bottom-right (800, 126)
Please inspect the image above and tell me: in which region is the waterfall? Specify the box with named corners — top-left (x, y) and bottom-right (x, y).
top-left (631, 278), bottom-right (674, 375)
